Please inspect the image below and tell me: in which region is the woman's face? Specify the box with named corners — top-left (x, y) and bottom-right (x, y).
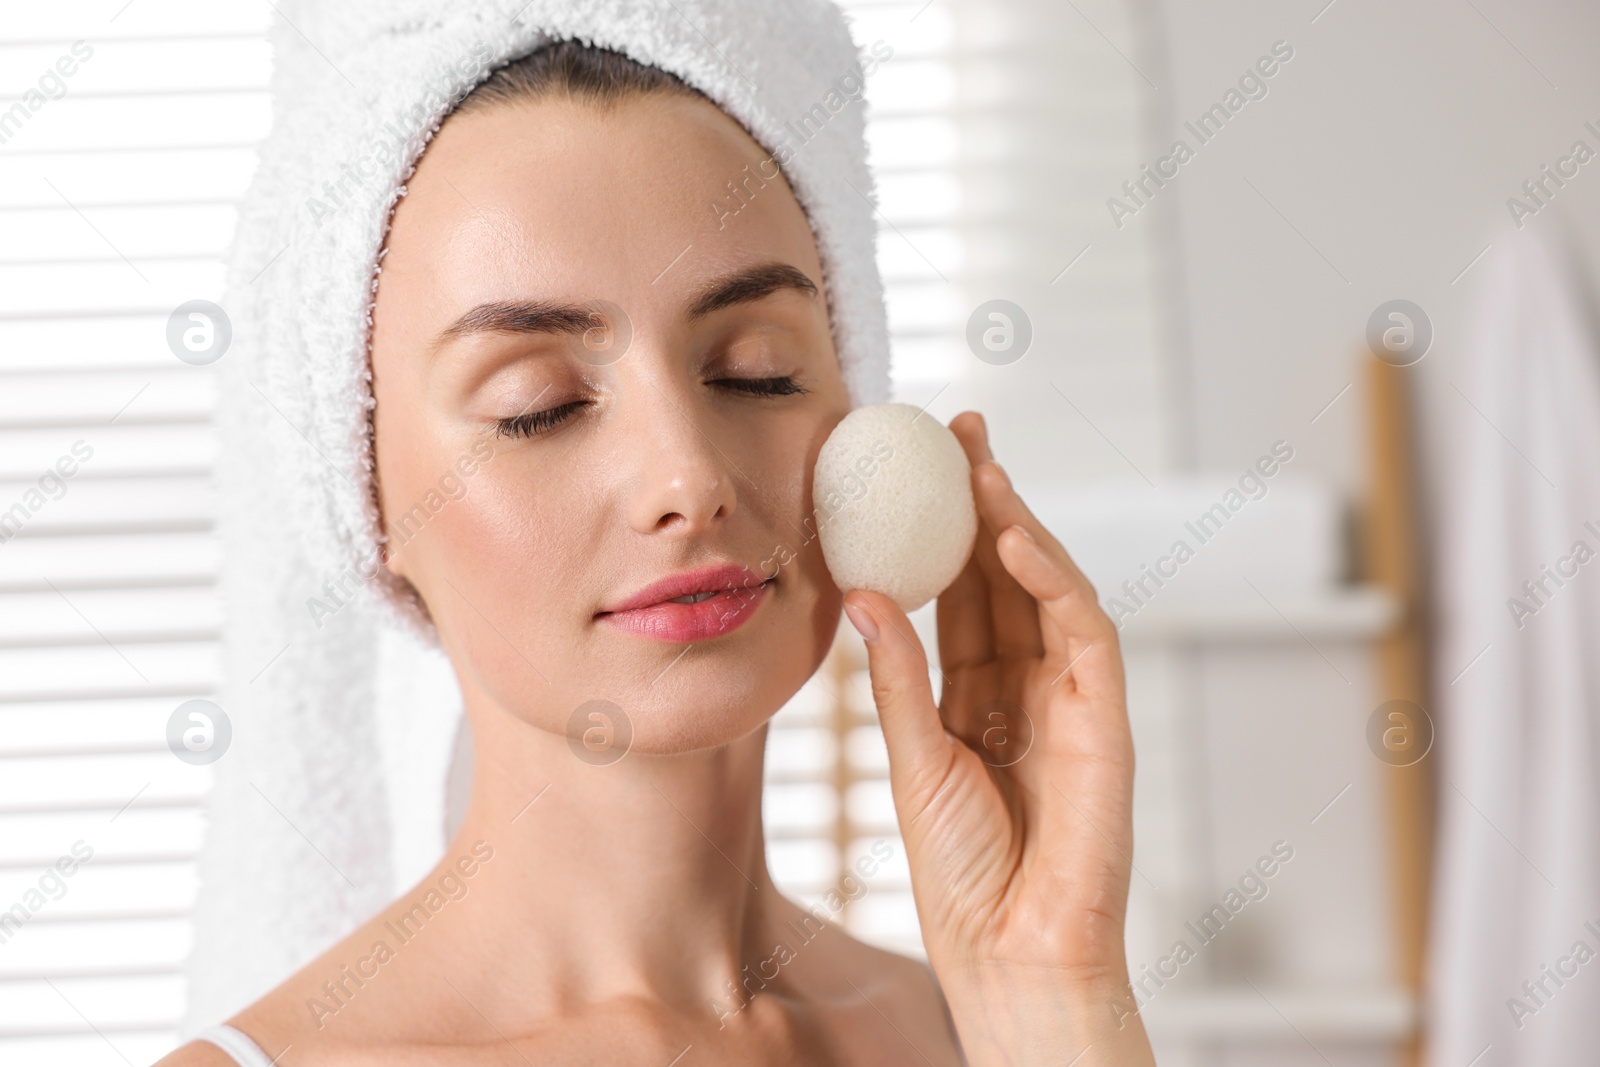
top-left (370, 90), bottom-right (853, 753)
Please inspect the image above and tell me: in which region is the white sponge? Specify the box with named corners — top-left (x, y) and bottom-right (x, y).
top-left (813, 403), bottom-right (978, 612)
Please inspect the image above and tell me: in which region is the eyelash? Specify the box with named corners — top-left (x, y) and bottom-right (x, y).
top-left (493, 376), bottom-right (808, 439)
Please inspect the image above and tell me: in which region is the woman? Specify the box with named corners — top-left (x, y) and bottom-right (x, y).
top-left (163, 17), bottom-right (1156, 1067)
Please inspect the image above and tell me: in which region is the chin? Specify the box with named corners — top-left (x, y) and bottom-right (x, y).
top-left (603, 611), bottom-right (835, 756)
top-left (622, 707), bottom-right (774, 756)
top-left (626, 649), bottom-right (809, 752)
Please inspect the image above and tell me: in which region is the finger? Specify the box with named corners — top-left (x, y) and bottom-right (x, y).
top-left (948, 410), bottom-right (993, 467)
top-left (937, 412), bottom-right (996, 671)
top-left (842, 589), bottom-right (957, 807)
top-left (975, 460), bottom-right (1100, 610)
top-left (953, 413), bottom-right (1044, 660)
top-left (970, 470), bottom-right (1045, 660)
top-left (935, 527), bottom-right (992, 673)
top-left (994, 522), bottom-right (1122, 694)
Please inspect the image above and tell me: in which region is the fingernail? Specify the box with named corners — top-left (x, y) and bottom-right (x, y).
top-left (1012, 524), bottom-right (1035, 544)
top-left (843, 599), bottom-right (879, 642)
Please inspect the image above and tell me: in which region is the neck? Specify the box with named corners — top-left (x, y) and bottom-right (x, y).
top-left (437, 692), bottom-right (792, 1015)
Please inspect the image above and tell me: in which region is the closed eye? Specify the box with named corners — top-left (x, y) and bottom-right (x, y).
top-left (495, 400), bottom-right (588, 439)
top-left (709, 375), bottom-right (808, 397)
top-left (493, 376), bottom-right (808, 439)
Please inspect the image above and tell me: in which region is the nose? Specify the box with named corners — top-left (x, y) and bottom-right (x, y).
top-left (621, 378), bottom-right (740, 537)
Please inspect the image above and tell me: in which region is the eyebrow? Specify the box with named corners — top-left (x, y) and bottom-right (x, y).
top-left (430, 261), bottom-right (819, 351)
top-left (436, 302), bottom-right (595, 344)
top-left (685, 261), bottom-right (817, 319)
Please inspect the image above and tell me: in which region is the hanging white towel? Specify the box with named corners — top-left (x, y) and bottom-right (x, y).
top-left (1427, 222), bottom-right (1600, 1065)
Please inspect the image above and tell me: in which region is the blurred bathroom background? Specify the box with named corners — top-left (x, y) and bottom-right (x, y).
top-left (4, 0), bottom-right (1600, 1064)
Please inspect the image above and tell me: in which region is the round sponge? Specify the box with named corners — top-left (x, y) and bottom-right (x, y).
top-left (813, 403), bottom-right (978, 613)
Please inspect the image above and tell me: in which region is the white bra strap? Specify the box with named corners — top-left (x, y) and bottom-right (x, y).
top-left (192, 1024), bottom-right (278, 1067)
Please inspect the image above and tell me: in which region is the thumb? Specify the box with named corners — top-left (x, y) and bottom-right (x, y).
top-left (842, 590), bottom-right (955, 809)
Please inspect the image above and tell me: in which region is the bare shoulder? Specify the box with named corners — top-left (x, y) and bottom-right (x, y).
top-left (151, 1040), bottom-right (236, 1066)
top-left (772, 904), bottom-right (958, 1047)
top-left (216, 914), bottom-right (403, 1060)
top-left (167, 894), bottom-right (427, 1064)
top-left (828, 929), bottom-right (950, 1016)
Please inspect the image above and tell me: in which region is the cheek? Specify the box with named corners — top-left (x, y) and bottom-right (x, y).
top-left (409, 463), bottom-right (598, 696)
top-left (795, 533), bottom-right (844, 658)
top-left (743, 424), bottom-right (816, 567)
top-left (745, 420), bottom-right (844, 635)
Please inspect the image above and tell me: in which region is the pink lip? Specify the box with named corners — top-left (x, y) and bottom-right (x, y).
top-left (596, 563), bottom-right (774, 642)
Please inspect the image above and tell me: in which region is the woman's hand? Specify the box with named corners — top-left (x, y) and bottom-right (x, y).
top-left (841, 411), bottom-right (1156, 1067)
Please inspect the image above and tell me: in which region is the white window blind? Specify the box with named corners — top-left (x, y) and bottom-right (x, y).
top-left (0, 3), bottom-right (269, 1063)
top-left (0, 2), bottom-right (956, 1061)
